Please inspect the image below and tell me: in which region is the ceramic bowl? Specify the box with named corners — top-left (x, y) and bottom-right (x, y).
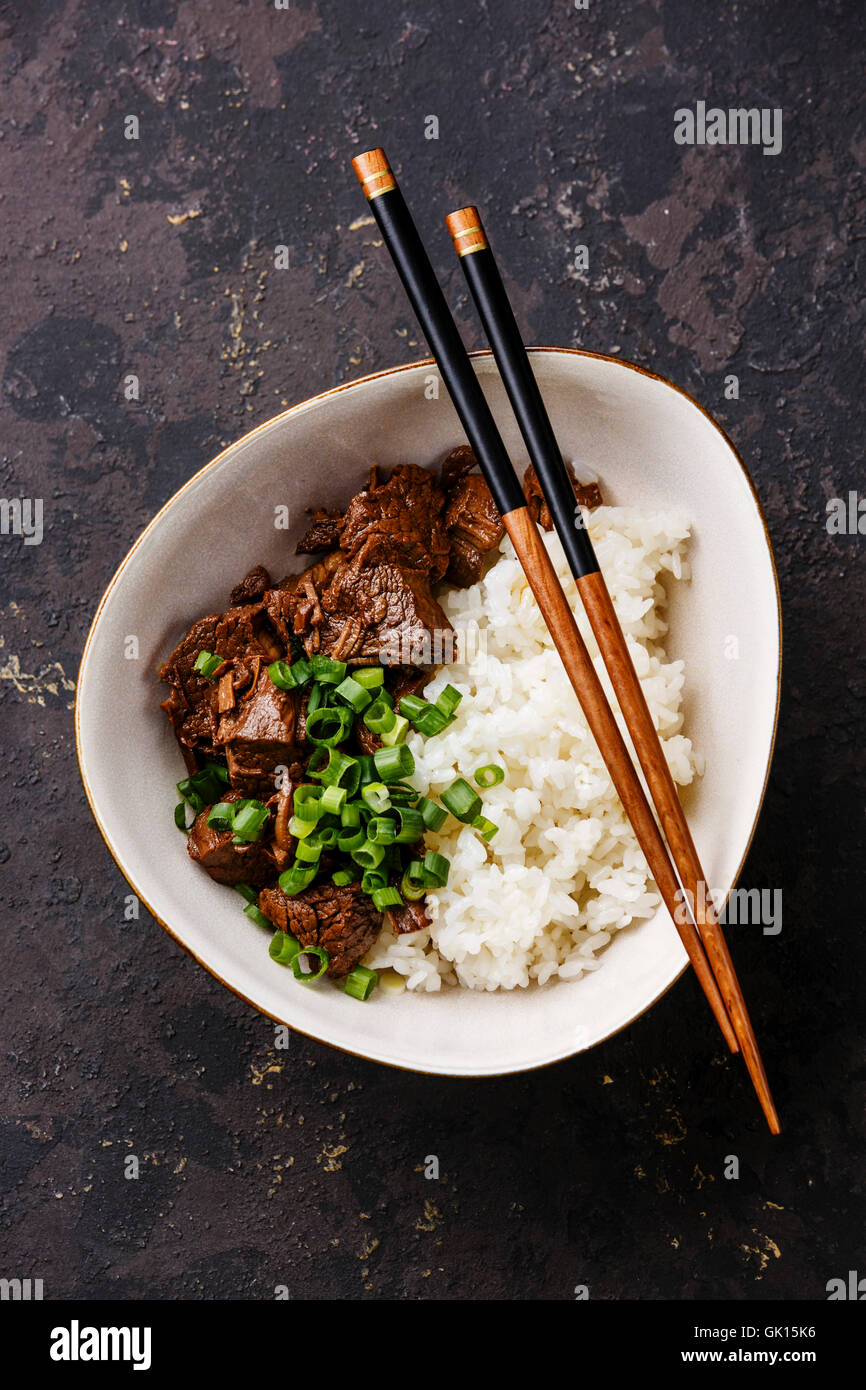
top-left (76, 349), bottom-right (781, 1075)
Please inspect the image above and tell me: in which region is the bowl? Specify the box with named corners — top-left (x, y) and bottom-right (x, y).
top-left (76, 349), bottom-right (781, 1075)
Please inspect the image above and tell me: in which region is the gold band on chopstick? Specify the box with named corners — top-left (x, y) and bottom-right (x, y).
top-left (445, 206), bottom-right (489, 256)
top-left (352, 149), bottom-right (396, 200)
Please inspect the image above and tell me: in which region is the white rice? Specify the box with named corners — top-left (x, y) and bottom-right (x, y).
top-left (364, 502), bottom-right (700, 992)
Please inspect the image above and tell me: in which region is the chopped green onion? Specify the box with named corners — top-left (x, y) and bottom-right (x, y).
top-left (174, 801), bottom-right (190, 831)
top-left (269, 930), bottom-right (301, 965)
top-left (231, 800), bottom-right (271, 843)
top-left (334, 675), bottom-right (373, 712)
top-left (372, 886), bottom-right (403, 911)
top-left (278, 864), bottom-right (318, 895)
top-left (337, 826), bottom-right (366, 853)
top-left (401, 860), bottom-right (427, 901)
top-left (360, 868), bottom-right (387, 894)
top-left (332, 866), bottom-right (360, 886)
top-left (268, 659), bottom-right (300, 691)
top-left (291, 946), bottom-right (329, 982)
top-left (320, 784), bottom-right (347, 815)
top-left (290, 656), bottom-right (313, 686)
top-left (305, 705), bottom-right (353, 747)
top-left (309, 655), bottom-right (347, 685)
top-left (363, 695), bottom-right (397, 735)
top-left (316, 826), bottom-right (339, 848)
top-left (289, 814), bottom-right (315, 838)
top-left (435, 684), bottom-right (463, 716)
top-left (313, 748), bottom-right (358, 790)
top-left (193, 650), bottom-right (224, 678)
top-left (474, 764), bottom-right (505, 788)
top-left (373, 744), bottom-right (415, 782)
top-left (340, 801), bottom-right (362, 829)
top-left (344, 965), bottom-right (378, 1000)
top-left (306, 681), bottom-right (324, 716)
top-left (244, 904), bottom-right (272, 930)
top-left (472, 813), bottom-right (499, 841)
top-left (379, 714), bottom-right (410, 747)
top-left (394, 807), bottom-right (424, 843)
top-left (176, 779), bottom-right (205, 814)
top-left (356, 754), bottom-right (377, 787)
top-left (423, 850), bottom-right (451, 887)
top-left (352, 667), bottom-right (385, 690)
top-left (295, 835), bottom-right (324, 863)
top-left (293, 797), bottom-right (322, 826)
top-left (441, 777), bottom-right (481, 823)
top-left (294, 783), bottom-right (322, 805)
top-left (411, 706), bottom-right (451, 736)
top-left (361, 782), bottom-right (391, 814)
top-left (235, 883), bottom-right (258, 904)
top-left (351, 839), bottom-right (386, 870)
top-left (368, 816), bottom-right (397, 845)
top-left (207, 801), bottom-right (236, 828)
top-left (397, 693), bottom-right (428, 722)
top-left (418, 796), bottom-right (448, 832)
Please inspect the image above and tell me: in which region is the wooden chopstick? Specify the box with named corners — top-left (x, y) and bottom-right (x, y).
top-left (445, 205), bottom-right (780, 1135)
top-left (350, 148), bottom-right (739, 1059)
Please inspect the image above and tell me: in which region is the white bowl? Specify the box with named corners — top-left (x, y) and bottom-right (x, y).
top-left (76, 349), bottom-right (781, 1075)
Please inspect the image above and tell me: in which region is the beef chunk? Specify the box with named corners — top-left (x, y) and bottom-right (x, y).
top-left (187, 791), bottom-right (275, 887)
top-left (523, 463), bottom-right (603, 530)
top-left (160, 604), bottom-right (280, 757)
top-left (339, 464), bottom-right (450, 581)
top-left (270, 554), bottom-right (452, 667)
top-left (444, 473), bottom-right (504, 587)
top-left (296, 509), bottom-right (343, 554)
top-left (229, 565), bottom-right (272, 606)
top-left (216, 665), bottom-right (306, 795)
top-left (257, 881), bottom-right (383, 978)
top-left (388, 896), bottom-right (431, 936)
top-left (440, 444), bottom-right (477, 489)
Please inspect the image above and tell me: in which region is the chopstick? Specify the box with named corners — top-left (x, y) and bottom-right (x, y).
top-left (351, 147), bottom-right (738, 1059)
top-left (444, 205), bottom-right (780, 1135)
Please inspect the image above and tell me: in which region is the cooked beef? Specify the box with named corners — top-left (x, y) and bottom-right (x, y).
top-left (160, 604), bottom-right (280, 757)
top-left (339, 464), bottom-right (450, 581)
top-left (270, 764), bottom-right (306, 867)
top-left (270, 554), bottom-right (452, 667)
top-left (440, 443), bottom-right (477, 489)
top-left (187, 791), bottom-right (275, 887)
top-left (388, 666), bottom-right (430, 705)
top-left (523, 463), bottom-right (603, 530)
top-left (388, 896), bottom-right (431, 936)
top-left (216, 665), bottom-right (306, 795)
top-left (444, 473), bottom-right (504, 587)
top-left (296, 509), bottom-right (343, 554)
top-left (257, 881), bottom-right (383, 978)
top-left (229, 565), bottom-right (272, 606)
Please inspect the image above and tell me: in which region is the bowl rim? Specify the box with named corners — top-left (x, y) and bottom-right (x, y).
top-left (75, 346), bottom-right (783, 1075)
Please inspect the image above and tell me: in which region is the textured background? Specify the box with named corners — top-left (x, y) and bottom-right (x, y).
top-left (1, 0), bottom-right (863, 1301)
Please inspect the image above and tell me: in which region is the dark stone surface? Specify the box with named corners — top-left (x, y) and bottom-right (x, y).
top-left (1, 0), bottom-right (863, 1301)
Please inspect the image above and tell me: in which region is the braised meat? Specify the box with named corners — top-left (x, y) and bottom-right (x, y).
top-left (268, 553), bottom-right (452, 668)
top-left (388, 896), bottom-right (431, 936)
top-left (339, 464), bottom-right (450, 581)
top-left (216, 665), bottom-right (306, 796)
top-left (440, 444), bottom-right (477, 489)
top-left (296, 509), bottom-right (342, 554)
top-left (523, 462), bottom-right (603, 530)
top-left (444, 473), bottom-right (505, 587)
top-left (160, 603), bottom-right (280, 758)
top-left (258, 882), bottom-right (383, 978)
top-left (229, 565), bottom-right (272, 606)
top-left (187, 791), bottom-right (275, 887)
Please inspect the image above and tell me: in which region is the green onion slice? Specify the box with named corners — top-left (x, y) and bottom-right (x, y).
top-left (193, 649), bottom-right (224, 678)
top-left (472, 814), bottom-right (499, 841)
top-left (269, 930), bottom-right (301, 965)
top-left (305, 705), bottom-right (354, 747)
top-left (268, 659), bottom-right (299, 691)
top-left (401, 860), bottom-right (427, 901)
top-left (344, 965), bottom-right (378, 1000)
top-left (423, 850), bottom-right (451, 887)
top-left (291, 946), bottom-right (329, 982)
top-left (361, 782), bottom-right (391, 814)
top-left (332, 867), bottom-right (360, 886)
top-left (474, 764), bottom-right (505, 788)
top-left (230, 800), bottom-right (271, 843)
top-left (351, 839), bottom-right (386, 870)
top-left (309, 655), bottom-right (347, 685)
top-left (334, 675), bottom-right (373, 712)
top-left (363, 695), bottom-right (397, 735)
top-left (418, 796), bottom-right (448, 832)
top-left (319, 784), bottom-right (347, 815)
top-left (206, 801), bottom-right (236, 828)
top-left (367, 816), bottom-right (397, 845)
top-left (340, 801), bottom-right (362, 829)
top-left (352, 667), bottom-right (384, 690)
top-left (441, 777), bottom-right (481, 823)
top-left (278, 864), bottom-right (318, 896)
top-left (360, 868), bottom-right (387, 894)
top-left (244, 904), bottom-right (272, 930)
top-left (394, 806), bottom-right (424, 843)
top-left (372, 886), bottom-right (403, 911)
top-left (435, 684), bottom-right (463, 716)
top-left (373, 744), bottom-right (415, 782)
top-left (235, 882), bottom-right (258, 904)
top-left (174, 802), bottom-right (190, 832)
top-left (379, 714), bottom-right (410, 747)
